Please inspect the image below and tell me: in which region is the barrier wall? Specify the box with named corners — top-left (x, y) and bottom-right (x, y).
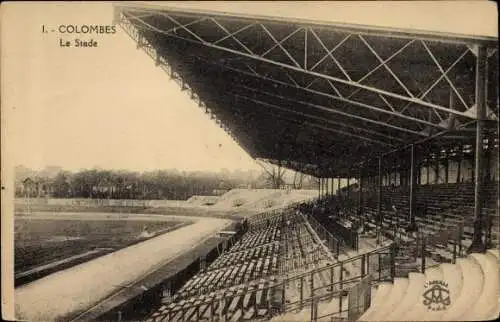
top-left (15, 198), bottom-right (159, 207)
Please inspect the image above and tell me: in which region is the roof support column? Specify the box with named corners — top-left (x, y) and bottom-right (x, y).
top-left (347, 176), bottom-right (350, 199)
top-left (337, 177), bottom-right (341, 197)
top-left (468, 45), bottom-right (488, 253)
top-left (444, 149), bottom-right (449, 184)
top-left (426, 159), bottom-right (430, 185)
top-left (376, 157), bottom-right (383, 245)
top-left (484, 137), bottom-right (492, 182)
top-left (319, 177), bottom-right (322, 198)
top-left (457, 150), bottom-right (462, 183)
top-left (358, 168), bottom-right (363, 216)
top-left (408, 144), bottom-right (418, 233)
top-left (330, 178), bottom-right (334, 196)
top-left (435, 149), bottom-right (440, 184)
top-left (326, 178), bottom-right (330, 196)
top-left (318, 177), bottom-right (321, 199)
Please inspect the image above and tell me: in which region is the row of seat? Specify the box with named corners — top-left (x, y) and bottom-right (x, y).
top-left (148, 278), bottom-right (282, 322)
top-left (362, 182), bottom-right (498, 245)
top-left (277, 213), bottom-right (389, 313)
top-left (272, 236), bottom-right (390, 320)
top-left (271, 186), bottom-right (499, 321)
top-left (145, 210), bottom-right (289, 321)
top-left (248, 212), bottom-right (284, 231)
top-left (280, 222), bottom-right (326, 275)
top-left (208, 242), bottom-right (280, 271)
top-left (228, 226), bottom-right (281, 253)
top-left (174, 254), bottom-right (279, 300)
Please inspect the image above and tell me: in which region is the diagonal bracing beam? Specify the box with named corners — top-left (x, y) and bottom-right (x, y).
top-left (309, 34), bottom-right (352, 72)
top-left (346, 39), bottom-right (416, 99)
top-left (421, 40), bottom-right (469, 110)
top-left (358, 35), bottom-right (415, 98)
top-left (260, 24), bottom-right (302, 68)
top-left (385, 48), bottom-right (470, 123)
top-left (310, 29), bottom-right (403, 118)
top-left (198, 57), bottom-right (442, 131)
top-left (260, 27), bottom-right (304, 59)
top-left (231, 86), bottom-right (424, 137)
top-left (123, 11), bottom-right (474, 119)
top-left (213, 22), bottom-right (256, 46)
top-left (309, 28), bottom-right (351, 80)
top-left (226, 92), bottom-right (405, 142)
top-left (210, 18), bottom-right (254, 54)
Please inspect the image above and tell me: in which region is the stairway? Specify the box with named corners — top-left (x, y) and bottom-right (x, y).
top-left (358, 249), bottom-right (500, 321)
top-left (269, 294), bottom-right (349, 322)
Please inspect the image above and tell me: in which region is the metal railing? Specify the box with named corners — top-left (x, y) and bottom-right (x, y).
top-left (148, 242), bottom-right (395, 322)
top-left (280, 244), bottom-right (394, 314)
top-left (308, 211), bottom-right (359, 251)
top-left (307, 214), bottom-right (342, 258)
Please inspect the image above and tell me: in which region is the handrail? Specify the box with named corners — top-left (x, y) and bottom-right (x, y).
top-left (281, 253), bottom-right (391, 316)
top-left (309, 209), bottom-right (359, 250)
top-left (284, 244), bottom-right (393, 283)
top-left (299, 212), bottom-right (338, 262)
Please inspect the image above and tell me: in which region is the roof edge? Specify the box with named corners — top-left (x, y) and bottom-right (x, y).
top-left (113, 2), bottom-right (498, 46)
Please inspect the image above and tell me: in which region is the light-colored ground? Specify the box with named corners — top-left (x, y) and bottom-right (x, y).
top-left (15, 212), bottom-right (231, 322)
top-left (208, 189), bottom-right (317, 214)
top-left (16, 211), bottom-right (198, 222)
top-left (15, 189), bottom-right (318, 215)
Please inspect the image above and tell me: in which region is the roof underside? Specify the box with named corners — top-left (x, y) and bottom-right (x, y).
top-left (114, 4), bottom-right (499, 177)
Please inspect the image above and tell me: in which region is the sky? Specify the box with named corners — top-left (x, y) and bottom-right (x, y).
top-left (1, 1), bottom-right (497, 173)
top-left (2, 2), bottom-right (261, 173)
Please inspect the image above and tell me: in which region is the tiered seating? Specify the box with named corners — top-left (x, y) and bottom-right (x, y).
top-left (266, 179), bottom-right (498, 322)
top-left (145, 211), bottom-right (285, 321)
top-left (248, 211), bottom-right (283, 231)
top-left (350, 182), bottom-right (498, 267)
top-left (208, 242), bottom-right (280, 270)
top-left (173, 253), bottom-right (279, 300)
top-left (229, 226), bottom-right (281, 252)
top-left (149, 279), bottom-right (283, 322)
top-left (270, 239), bottom-right (393, 322)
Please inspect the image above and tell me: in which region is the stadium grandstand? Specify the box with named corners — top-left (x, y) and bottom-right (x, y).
top-left (16, 3), bottom-right (498, 322)
top-left (106, 2), bottom-right (499, 321)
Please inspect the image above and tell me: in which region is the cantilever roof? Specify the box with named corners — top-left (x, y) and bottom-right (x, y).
top-left (117, 1), bottom-right (498, 38)
top-left (113, 2), bottom-right (498, 177)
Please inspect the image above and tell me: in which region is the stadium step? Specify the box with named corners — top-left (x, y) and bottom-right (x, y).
top-left (357, 251), bottom-right (500, 321)
top-left (440, 255), bottom-right (484, 320)
top-left (385, 272), bottom-right (425, 320)
top-left (457, 253), bottom-right (498, 321)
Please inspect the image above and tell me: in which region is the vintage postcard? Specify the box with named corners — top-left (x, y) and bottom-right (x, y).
top-left (1, 1), bottom-right (498, 321)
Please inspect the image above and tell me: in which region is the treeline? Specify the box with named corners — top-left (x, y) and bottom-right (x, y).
top-left (15, 167), bottom-right (263, 200)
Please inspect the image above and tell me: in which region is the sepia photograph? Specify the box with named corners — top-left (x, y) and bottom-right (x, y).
top-left (1, 1), bottom-right (498, 321)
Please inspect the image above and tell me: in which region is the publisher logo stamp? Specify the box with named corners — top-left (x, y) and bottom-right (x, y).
top-left (422, 280), bottom-right (451, 311)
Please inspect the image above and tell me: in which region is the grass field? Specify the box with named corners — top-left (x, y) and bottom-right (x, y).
top-left (15, 215), bottom-right (190, 285)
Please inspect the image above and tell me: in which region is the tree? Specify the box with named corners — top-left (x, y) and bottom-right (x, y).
top-left (14, 165), bottom-right (267, 200)
top-left (292, 171), bottom-right (305, 189)
top-left (257, 160), bottom-right (286, 189)
top-left (51, 172), bottom-right (71, 198)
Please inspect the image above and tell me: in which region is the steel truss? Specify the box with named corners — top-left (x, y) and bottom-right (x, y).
top-left (116, 6), bottom-right (497, 128)
top-left (114, 5), bottom-right (498, 177)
